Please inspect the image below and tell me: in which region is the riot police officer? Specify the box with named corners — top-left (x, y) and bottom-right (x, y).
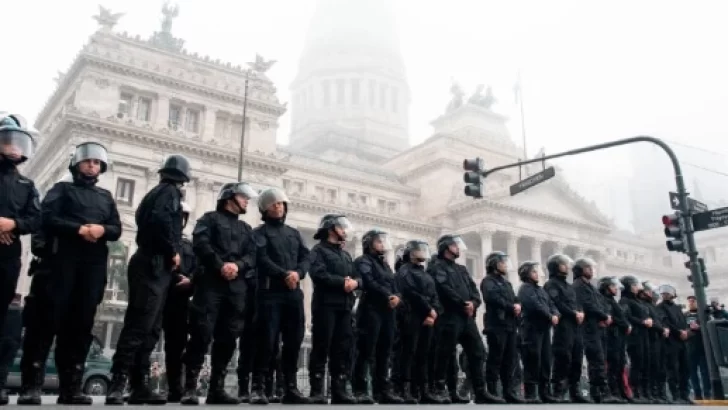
top-left (393, 241), bottom-right (446, 404)
top-left (481, 251), bottom-right (521, 403)
top-left (619, 275), bottom-right (651, 404)
top-left (516, 261), bottom-right (560, 403)
top-left (597, 276), bottom-right (629, 403)
top-left (543, 254), bottom-right (588, 402)
top-left (431, 235), bottom-right (498, 404)
top-left (0, 112), bottom-right (40, 335)
top-left (352, 229), bottom-right (403, 404)
top-left (571, 258), bottom-right (620, 403)
top-left (20, 142), bottom-right (121, 405)
top-left (163, 201), bottom-right (195, 402)
top-left (107, 154), bottom-right (191, 405)
top-left (307, 214), bottom-right (359, 404)
top-left (656, 284), bottom-right (692, 404)
top-left (180, 182), bottom-right (259, 405)
top-left (248, 187), bottom-right (310, 405)
top-left (640, 281), bottom-right (668, 403)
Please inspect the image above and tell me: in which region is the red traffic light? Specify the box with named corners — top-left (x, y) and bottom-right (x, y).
top-left (662, 214), bottom-right (679, 225)
top-left (463, 157), bottom-right (485, 172)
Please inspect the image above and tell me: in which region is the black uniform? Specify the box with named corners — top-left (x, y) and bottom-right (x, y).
top-left (162, 236), bottom-right (195, 401)
top-left (352, 253), bottom-right (400, 402)
top-left (481, 272), bottom-right (519, 400)
top-left (108, 181), bottom-right (183, 404)
top-left (518, 281), bottom-right (558, 398)
top-left (619, 291), bottom-right (651, 401)
top-left (236, 267), bottom-right (258, 401)
top-left (394, 262), bottom-right (443, 403)
top-left (641, 296), bottom-right (666, 402)
top-left (657, 299), bottom-right (691, 402)
top-left (249, 220), bottom-right (310, 403)
top-left (430, 257), bottom-right (486, 398)
top-left (599, 291), bottom-right (630, 400)
top-left (0, 298), bottom-right (22, 404)
top-left (544, 275), bottom-right (584, 397)
top-left (0, 164), bottom-right (40, 334)
top-left (573, 277), bottom-right (615, 401)
top-left (20, 179), bottom-right (120, 403)
top-left (307, 241), bottom-right (360, 403)
top-left (181, 209), bottom-right (255, 404)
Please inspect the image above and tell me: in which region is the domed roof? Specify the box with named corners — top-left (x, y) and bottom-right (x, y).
top-left (302, 0), bottom-right (403, 63)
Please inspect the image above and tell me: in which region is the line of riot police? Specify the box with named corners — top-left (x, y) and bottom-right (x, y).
top-left (0, 114), bottom-right (698, 406)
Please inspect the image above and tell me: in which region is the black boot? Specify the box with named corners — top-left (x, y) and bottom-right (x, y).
top-left (104, 372), bottom-right (128, 405)
top-left (417, 382), bottom-right (442, 404)
top-left (330, 374), bottom-right (357, 404)
top-left (352, 371), bottom-right (374, 404)
top-left (569, 383), bottom-right (592, 403)
top-left (205, 370), bottom-right (239, 405)
top-left (653, 382), bottom-right (668, 404)
top-left (400, 382), bottom-right (418, 404)
top-left (127, 372), bottom-right (167, 405)
top-left (17, 362), bottom-right (44, 405)
top-left (552, 379), bottom-right (569, 402)
top-left (264, 375), bottom-right (279, 403)
top-left (237, 376), bottom-right (250, 402)
top-left (448, 384), bottom-right (470, 404)
top-left (630, 384), bottom-right (648, 404)
top-left (376, 381), bottom-right (405, 404)
top-left (539, 381), bottom-right (563, 403)
top-left (503, 384), bottom-right (526, 404)
top-left (166, 366), bottom-right (183, 403)
top-left (281, 373), bottom-right (310, 404)
top-left (433, 381), bottom-right (452, 404)
top-left (524, 383), bottom-right (542, 404)
top-left (64, 364), bottom-right (93, 405)
top-left (484, 381), bottom-right (506, 403)
top-left (0, 387), bottom-right (7, 406)
top-left (179, 368), bottom-right (200, 405)
top-left (473, 384), bottom-right (507, 404)
top-left (591, 384), bottom-right (623, 404)
top-left (249, 375), bottom-right (269, 405)
top-left (308, 373), bottom-right (327, 404)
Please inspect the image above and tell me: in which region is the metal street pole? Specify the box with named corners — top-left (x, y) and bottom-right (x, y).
top-left (237, 70), bottom-right (251, 181)
top-left (475, 135), bottom-right (724, 399)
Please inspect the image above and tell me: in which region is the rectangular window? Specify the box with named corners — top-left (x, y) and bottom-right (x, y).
top-left (388, 201), bottom-right (398, 213)
top-left (315, 186), bottom-right (324, 200)
top-left (118, 93), bottom-right (133, 116)
top-left (379, 84), bottom-right (388, 110)
top-left (136, 97), bottom-right (151, 121)
top-left (391, 87), bottom-right (399, 113)
top-left (168, 105), bottom-right (182, 129)
top-left (214, 115), bottom-right (227, 139)
top-left (378, 199), bottom-right (386, 213)
top-left (326, 189), bottom-right (337, 203)
top-left (348, 193), bottom-right (357, 204)
top-left (294, 181), bottom-right (304, 194)
top-left (115, 178), bottom-right (135, 205)
top-left (185, 109), bottom-right (200, 133)
top-left (359, 195), bottom-right (368, 206)
top-left (369, 80), bottom-right (376, 107)
top-left (351, 79), bottom-right (360, 105)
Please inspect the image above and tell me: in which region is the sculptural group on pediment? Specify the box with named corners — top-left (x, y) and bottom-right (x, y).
top-left (446, 80), bottom-right (497, 113)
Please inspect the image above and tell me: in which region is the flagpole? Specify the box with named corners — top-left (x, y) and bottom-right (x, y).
top-left (517, 70), bottom-right (527, 159)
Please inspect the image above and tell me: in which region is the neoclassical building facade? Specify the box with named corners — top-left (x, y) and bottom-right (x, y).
top-left (17, 3), bottom-right (699, 355)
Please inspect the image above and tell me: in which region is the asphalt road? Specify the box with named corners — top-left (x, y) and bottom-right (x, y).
top-left (0, 396), bottom-right (711, 408)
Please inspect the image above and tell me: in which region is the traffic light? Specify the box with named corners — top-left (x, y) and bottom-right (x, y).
top-left (662, 212), bottom-right (687, 253)
top-left (685, 258), bottom-right (709, 288)
top-left (463, 157), bottom-right (485, 198)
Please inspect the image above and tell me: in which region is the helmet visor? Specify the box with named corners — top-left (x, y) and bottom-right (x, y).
top-left (372, 233), bottom-right (393, 252)
top-left (332, 216), bottom-right (354, 238)
top-left (232, 183), bottom-right (259, 200)
top-left (410, 243), bottom-right (431, 261)
top-left (259, 188), bottom-right (289, 211)
top-left (452, 236), bottom-right (467, 252)
top-left (0, 130), bottom-right (33, 160)
top-left (73, 142), bottom-right (108, 166)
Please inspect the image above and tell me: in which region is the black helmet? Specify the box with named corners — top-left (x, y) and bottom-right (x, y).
top-left (641, 281), bottom-right (656, 294)
top-left (619, 275), bottom-right (642, 293)
top-left (405, 240), bottom-right (430, 261)
top-left (598, 276), bottom-right (622, 294)
top-left (518, 261), bottom-right (540, 282)
top-left (485, 251), bottom-right (508, 274)
top-left (572, 257), bottom-right (597, 279)
top-left (313, 214), bottom-right (354, 240)
top-left (362, 229), bottom-right (392, 253)
top-left (217, 182), bottom-right (258, 203)
top-left (159, 154), bottom-right (192, 183)
top-left (0, 112), bottom-right (34, 163)
top-left (69, 142), bottom-right (109, 173)
top-left (546, 254), bottom-right (572, 277)
top-left (437, 234), bottom-right (467, 255)
top-left (657, 284), bottom-right (677, 299)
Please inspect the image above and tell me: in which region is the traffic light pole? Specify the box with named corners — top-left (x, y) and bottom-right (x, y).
top-left (477, 135), bottom-right (724, 399)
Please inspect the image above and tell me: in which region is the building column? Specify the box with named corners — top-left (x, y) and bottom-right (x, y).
top-left (479, 229), bottom-right (493, 280)
top-left (104, 322), bottom-right (114, 355)
top-left (531, 239), bottom-right (545, 283)
top-left (355, 234), bottom-right (363, 258)
top-left (195, 179), bottom-right (212, 220)
top-left (506, 233), bottom-right (519, 284)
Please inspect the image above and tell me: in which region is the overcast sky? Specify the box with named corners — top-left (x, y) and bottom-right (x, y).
top-left (3, 0), bottom-right (728, 206)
